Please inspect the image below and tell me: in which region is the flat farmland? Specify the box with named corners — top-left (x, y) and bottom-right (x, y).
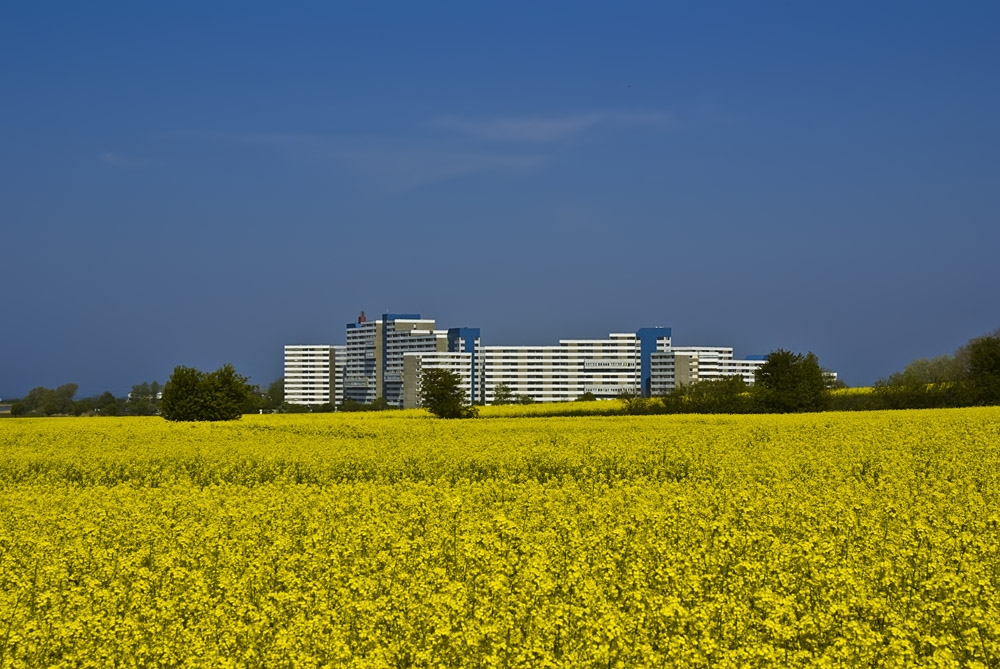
top-left (1, 408), bottom-right (998, 668)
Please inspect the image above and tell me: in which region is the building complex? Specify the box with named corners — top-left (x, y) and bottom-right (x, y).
top-left (285, 311), bottom-right (784, 409)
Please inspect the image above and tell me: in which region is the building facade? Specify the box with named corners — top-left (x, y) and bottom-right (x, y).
top-left (402, 351), bottom-right (475, 408)
top-left (283, 345), bottom-right (337, 406)
top-left (400, 327), bottom-right (481, 409)
top-left (649, 348), bottom-right (768, 396)
top-left (344, 312), bottom-right (448, 407)
top-left (287, 311), bottom-right (790, 409)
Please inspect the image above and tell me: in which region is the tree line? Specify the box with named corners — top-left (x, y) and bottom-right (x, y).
top-left (829, 328), bottom-right (1000, 411)
top-left (8, 328), bottom-right (997, 421)
top-left (6, 369), bottom-right (285, 418)
top-left (614, 349), bottom-right (834, 416)
top-left (620, 329), bottom-right (1000, 416)
top-left (9, 384), bottom-right (133, 417)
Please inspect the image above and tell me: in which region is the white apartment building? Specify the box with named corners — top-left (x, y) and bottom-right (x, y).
top-left (284, 345), bottom-right (337, 406)
top-left (332, 345), bottom-right (346, 406)
top-left (400, 327), bottom-right (482, 408)
top-left (480, 329), bottom-right (673, 403)
top-left (649, 348), bottom-right (768, 396)
top-left (287, 311), bottom-right (794, 409)
top-left (401, 351), bottom-right (475, 409)
top-left (343, 312), bottom-right (448, 407)
top-left (343, 315), bottom-right (378, 405)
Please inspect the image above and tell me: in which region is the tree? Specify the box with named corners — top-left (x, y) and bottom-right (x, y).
top-left (128, 381), bottom-right (162, 416)
top-left (96, 391), bottom-right (124, 416)
top-left (51, 384), bottom-right (78, 415)
top-left (264, 378), bottom-right (284, 410)
top-left (753, 349), bottom-right (828, 413)
top-left (11, 384), bottom-right (78, 416)
top-left (663, 376), bottom-right (751, 414)
top-left (420, 369), bottom-right (477, 419)
top-left (964, 331), bottom-right (1000, 405)
top-left (617, 390), bottom-right (654, 415)
top-left (885, 354), bottom-right (965, 386)
top-left (160, 364), bottom-right (255, 421)
top-left (492, 383), bottom-right (516, 405)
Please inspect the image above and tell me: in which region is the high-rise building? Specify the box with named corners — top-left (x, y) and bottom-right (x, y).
top-left (478, 329), bottom-right (673, 403)
top-left (332, 345), bottom-right (346, 406)
top-left (287, 310), bottom-right (795, 409)
top-left (401, 327), bottom-right (482, 408)
top-left (344, 312), bottom-right (447, 407)
top-left (649, 348), bottom-right (768, 395)
top-left (283, 345), bottom-right (337, 406)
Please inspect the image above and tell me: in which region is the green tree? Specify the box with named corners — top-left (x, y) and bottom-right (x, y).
top-left (964, 331), bottom-right (1000, 405)
top-left (128, 381), bottom-right (162, 416)
top-left (13, 384), bottom-right (78, 416)
top-left (241, 385), bottom-right (268, 414)
top-left (491, 383), bottom-right (515, 405)
top-left (575, 391), bottom-right (597, 402)
top-left (72, 396), bottom-right (95, 416)
top-left (663, 376), bottom-right (751, 414)
top-left (96, 391), bottom-right (124, 416)
top-left (161, 364), bottom-right (254, 422)
top-left (753, 350), bottom-right (828, 413)
top-left (617, 390), bottom-right (654, 415)
top-left (886, 354), bottom-right (965, 386)
top-left (338, 397), bottom-right (393, 412)
top-left (51, 384), bottom-right (78, 415)
top-left (264, 378), bottom-right (284, 410)
top-left (420, 369), bottom-right (477, 419)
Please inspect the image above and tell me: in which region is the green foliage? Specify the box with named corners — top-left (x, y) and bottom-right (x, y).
top-left (663, 376), bottom-right (752, 414)
top-left (127, 381), bottom-right (162, 416)
top-left (617, 391), bottom-right (656, 415)
top-left (866, 327), bottom-right (1000, 411)
top-left (420, 369), bottom-right (477, 419)
top-left (160, 364), bottom-right (255, 422)
top-left (753, 350), bottom-right (828, 413)
top-left (239, 385), bottom-right (269, 414)
top-left (264, 378), bottom-right (284, 410)
top-left (96, 391), bottom-right (126, 416)
top-left (339, 397), bottom-right (393, 412)
top-left (487, 384), bottom-right (533, 406)
top-left (575, 391), bottom-right (597, 402)
top-left (885, 354), bottom-right (964, 386)
top-left (964, 331), bottom-right (1000, 405)
top-left (491, 383), bottom-right (516, 405)
top-left (10, 384), bottom-right (79, 416)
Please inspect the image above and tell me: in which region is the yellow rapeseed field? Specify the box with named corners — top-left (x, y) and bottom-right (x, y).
top-left (1, 408), bottom-right (999, 667)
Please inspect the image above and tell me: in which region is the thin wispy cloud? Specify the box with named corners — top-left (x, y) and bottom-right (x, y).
top-left (333, 145), bottom-right (548, 191)
top-left (192, 131), bottom-right (548, 191)
top-left (99, 152), bottom-right (152, 168)
top-left (433, 111), bottom-right (673, 143)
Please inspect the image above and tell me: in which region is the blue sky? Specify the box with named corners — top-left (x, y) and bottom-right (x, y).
top-left (2, 1), bottom-right (998, 398)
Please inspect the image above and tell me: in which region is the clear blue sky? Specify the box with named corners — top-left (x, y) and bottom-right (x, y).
top-left (2, 1), bottom-right (998, 398)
